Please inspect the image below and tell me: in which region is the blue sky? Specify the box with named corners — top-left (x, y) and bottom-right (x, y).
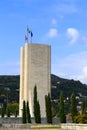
top-left (0, 0), bottom-right (87, 84)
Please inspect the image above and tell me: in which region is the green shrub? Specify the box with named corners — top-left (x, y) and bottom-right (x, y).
top-left (74, 114), bottom-right (87, 123)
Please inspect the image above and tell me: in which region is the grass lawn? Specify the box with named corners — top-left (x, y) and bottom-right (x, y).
top-left (30, 124), bottom-right (61, 129)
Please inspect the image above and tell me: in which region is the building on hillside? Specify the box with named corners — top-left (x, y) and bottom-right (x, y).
top-left (19, 43), bottom-right (51, 117)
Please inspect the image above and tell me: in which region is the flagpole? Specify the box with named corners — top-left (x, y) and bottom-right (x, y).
top-left (26, 26), bottom-right (33, 43)
top-left (31, 31), bottom-right (33, 43)
top-left (27, 33), bottom-right (28, 43)
top-left (25, 35), bottom-right (28, 43)
top-left (31, 35), bottom-right (32, 43)
top-left (27, 25), bottom-right (29, 43)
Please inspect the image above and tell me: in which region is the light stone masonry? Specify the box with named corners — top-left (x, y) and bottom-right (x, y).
top-left (19, 43), bottom-right (51, 117)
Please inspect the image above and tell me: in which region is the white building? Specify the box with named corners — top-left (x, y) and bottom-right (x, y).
top-left (19, 43), bottom-right (51, 117)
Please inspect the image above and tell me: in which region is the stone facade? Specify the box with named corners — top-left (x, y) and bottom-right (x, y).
top-left (19, 43), bottom-right (51, 117)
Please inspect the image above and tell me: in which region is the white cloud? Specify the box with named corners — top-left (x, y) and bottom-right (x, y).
top-left (77, 66), bottom-right (87, 83)
top-left (52, 51), bottom-right (87, 84)
top-left (47, 28), bottom-right (58, 38)
top-left (51, 19), bottom-right (57, 25)
top-left (67, 28), bottom-right (79, 44)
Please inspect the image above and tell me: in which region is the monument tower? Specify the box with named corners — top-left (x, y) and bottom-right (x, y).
top-left (19, 43), bottom-right (51, 117)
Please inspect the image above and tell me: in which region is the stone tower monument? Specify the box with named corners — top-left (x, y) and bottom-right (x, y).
top-left (19, 43), bottom-right (51, 117)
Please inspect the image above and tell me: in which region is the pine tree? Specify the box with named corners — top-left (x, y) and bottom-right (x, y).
top-left (70, 92), bottom-right (78, 122)
top-left (33, 85), bottom-right (41, 123)
top-left (26, 101), bottom-right (31, 123)
top-left (59, 91), bottom-right (66, 123)
top-left (45, 93), bottom-right (52, 123)
top-left (22, 100), bottom-right (26, 123)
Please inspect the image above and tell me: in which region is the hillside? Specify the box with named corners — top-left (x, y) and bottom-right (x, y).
top-left (51, 74), bottom-right (87, 100)
top-left (0, 74), bottom-right (87, 104)
top-left (0, 75), bottom-right (19, 103)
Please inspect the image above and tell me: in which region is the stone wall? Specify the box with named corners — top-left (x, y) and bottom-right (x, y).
top-left (0, 124), bottom-right (61, 130)
top-left (0, 117), bottom-right (60, 124)
top-left (1, 122), bottom-right (87, 130)
top-left (0, 117), bottom-right (21, 124)
top-left (61, 123), bottom-right (87, 130)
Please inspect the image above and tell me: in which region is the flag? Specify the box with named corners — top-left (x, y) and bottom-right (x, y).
top-left (27, 27), bottom-right (31, 33)
top-left (25, 35), bottom-right (28, 41)
top-left (31, 31), bottom-right (33, 37)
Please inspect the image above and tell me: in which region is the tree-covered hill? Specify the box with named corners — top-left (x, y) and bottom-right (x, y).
top-left (51, 74), bottom-right (68, 84)
top-left (51, 74), bottom-right (87, 100)
top-left (0, 74), bottom-right (87, 104)
top-left (0, 75), bottom-right (19, 103)
top-left (0, 75), bottom-right (19, 89)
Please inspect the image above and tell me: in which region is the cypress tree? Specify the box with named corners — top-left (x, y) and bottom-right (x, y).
top-left (22, 100), bottom-right (26, 123)
top-left (36, 101), bottom-right (41, 123)
top-left (1, 107), bottom-right (5, 117)
top-left (26, 101), bottom-right (31, 123)
top-left (45, 95), bottom-right (48, 121)
top-left (59, 91), bottom-right (66, 123)
top-left (34, 85), bottom-right (37, 122)
top-left (82, 99), bottom-right (86, 114)
top-left (70, 92), bottom-right (78, 122)
top-left (33, 85), bottom-right (41, 123)
top-left (45, 93), bottom-right (52, 123)
top-left (7, 107), bottom-right (10, 117)
top-left (15, 109), bottom-right (18, 117)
